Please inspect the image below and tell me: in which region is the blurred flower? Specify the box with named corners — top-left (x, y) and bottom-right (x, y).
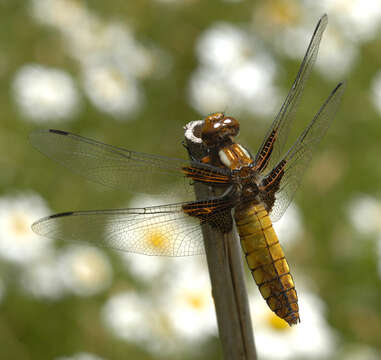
top-left (20, 251), bottom-right (66, 300)
top-left (30, 0), bottom-right (89, 31)
top-left (371, 70), bottom-right (381, 116)
top-left (103, 290), bottom-right (183, 354)
top-left (252, 4), bottom-right (358, 80)
top-left (315, 26), bottom-right (358, 80)
top-left (0, 192), bottom-right (52, 264)
top-left (122, 253), bottom-right (168, 283)
top-left (347, 195), bottom-right (381, 235)
top-left (103, 258), bottom-right (216, 354)
top-left (58, 246), bottom-right (112, 296)
top-left (196, 23), bottom-right (254, 70)
top-left (251, 289), bottom-right (336, 359)
top-left (63, 19), bottom-right (157, 79)
top-left (252, 1), bottom-right (316, 54)
top-left (55, 352), bottom-right (105, 360)
top-left (102, 290), bottom-right (155, 345)
top-left (31, 0), bottom-right (156, 76)
top-left (321, 0), bottom-right (381, 43)
top-left (30, 0), bottom-right (168, 120)
top-left (254, 0), bottom-right (381, 44)
top-left (12, 64), bottom-right (79, 123)
top-left (254, 0), bottom-right (302, 28)
top-left (188, 68), bottom-right (231, 115)
top-left (273, 203), bottom-right (303, 246)
top-left (162, 257), bottom-right (217, 342)
top-left (189, 22), bottom-right (280, 117)
top-left (82, 64), bottom-right (142, 118)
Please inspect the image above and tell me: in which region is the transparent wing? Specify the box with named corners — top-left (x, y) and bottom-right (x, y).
top-left (254, 14), bottom-right (328, 174)
top-left (29, 129), bottom-right (229, 199)
top-left (32, 198), bottom-right (235, 256)
top-left (32, 203), bottom-right (204, 256)
top-left (266, 82), bottom-right (345, 222)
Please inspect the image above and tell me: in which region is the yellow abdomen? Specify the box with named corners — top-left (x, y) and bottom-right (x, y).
top-left (234, 203), bottom-right (299, 326)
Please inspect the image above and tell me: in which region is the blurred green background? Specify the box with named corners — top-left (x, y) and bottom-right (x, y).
top-left (1, 0), bottom-right (381, 359)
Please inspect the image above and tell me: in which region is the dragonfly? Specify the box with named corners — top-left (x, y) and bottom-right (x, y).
top-left (30, 14), bottom-right (344, 326)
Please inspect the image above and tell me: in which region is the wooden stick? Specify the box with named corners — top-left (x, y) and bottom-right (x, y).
top-left (184, 121), bottom-right (257, 360)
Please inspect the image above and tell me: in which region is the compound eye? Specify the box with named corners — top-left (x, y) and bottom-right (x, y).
top-left (223, 117), bottom-right (238, 127)
top-left (223, 116), bottom-right (239, 136)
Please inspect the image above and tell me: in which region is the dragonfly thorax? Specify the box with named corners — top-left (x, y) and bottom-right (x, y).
top-left (227, 166), bottom-right (260, 203)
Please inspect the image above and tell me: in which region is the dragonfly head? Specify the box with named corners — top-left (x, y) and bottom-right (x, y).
top-left (201, 112), bottom-right (240, 146)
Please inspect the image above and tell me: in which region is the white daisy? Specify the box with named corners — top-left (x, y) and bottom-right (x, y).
top-left (315, 26), bottom-right (359, 80)
top-left (371, 70), bottom-right (381, 116)
top-left (322, 0), bottom-right (381, 43)
top-left (102, 290), bottom-right (154, 345)
top-left (20, 250), bottom-right (66, 300)
top-left (31, 0), bottom-right (157, 78)
top-left (252, 0), bottom-right (313, 51)
top-left (253, 0), bottom-right (304, 29)
top-left (55, 352), bottom-right (105, 360)
top-left (0, 192), bottom-right (52, 264)
top-left (195, 23), bottom-right (253, 71)
top-left (189, 22), bottom-right (280, 117)
top-left (30, 0), bottom-right (165, 120)
top-left (104, 259), bottom-right (216, 354)
top-left (122, 252), bottom-right (168, 284)
top-left (103, 289), bottom-right (188, 355)
top-left (57, 245), bottom-right (112, 297)
top-left (82, 64), bottom-right (142, 118)
top-left (162, 257), bottom-right (217, 343)
top-left (228, 59), bottom-right (281, 117)
top-left (250, 289), bottom-right (336, 359)
top-left (64, 19), bottom-right (156, 80)
top-left (188, 68), bottom-right (232, 115)
top-left (30, 0), bottom-right (90, 32)
top-left (252, 5), bottom-right (358, 80)
top-left (347, 195), bottom-right (381, 235)
top-left (12, 64), bottom-right (80, 123)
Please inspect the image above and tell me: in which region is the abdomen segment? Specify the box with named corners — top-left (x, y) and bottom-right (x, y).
top-left (235, 203), bottom-right (299, 325)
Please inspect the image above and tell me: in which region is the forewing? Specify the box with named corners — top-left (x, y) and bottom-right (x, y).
top-left (29, 129), bottom-right (229, 199)
top-left (254, 15), bottom-right (328, 174)
top-left (267, 82), bottom-right (345, 222)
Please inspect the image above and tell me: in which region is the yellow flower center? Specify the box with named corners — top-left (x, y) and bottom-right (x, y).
top-left (267, 312), bottom-right (289, 331)
top-left (109, 69), bottom-right (124, 87)
top-left (146, 229), bottom-right (168, 250)
top-left (11, 213), bottom-right (30, 236)
top-left (266, 1), bottom-right (300, 26)
top-left (185, 292), bottom-right (205, 310)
